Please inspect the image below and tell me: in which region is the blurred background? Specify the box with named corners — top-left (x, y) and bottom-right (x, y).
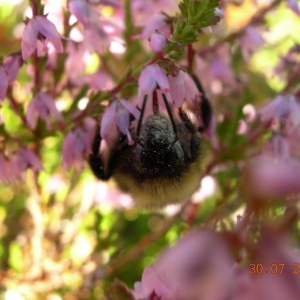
top-left (1, 0), bottom-right (300, 299)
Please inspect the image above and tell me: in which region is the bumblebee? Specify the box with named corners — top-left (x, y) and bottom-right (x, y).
top-left (88, 75), bottom-right (212, 209)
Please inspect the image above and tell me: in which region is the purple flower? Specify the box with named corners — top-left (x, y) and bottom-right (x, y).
top-left (0, 53), bottom-right (22, 100)
top-left (240, 27), bottom-right (264, 61)
top-left (69, 0), bottom-right (100, 26)
top-left (168, 70), bottom-right (200, 107)
top-left (26, 92), bottom-right (63, 130)
top-left (287, 0), bottom-right (300, 15)
top-left (22, 16), bottom-right (63, 60)
top-left (101, 99), bottom-right (140, 146)
top-left (137, 64), bottom-right (171, 118)
top-left (62, 117), bottom-right (96, 171)
top-left (10, 148), bottom-right (43, 181)
top-left (248, 135), bottom-right (300, 198)
top-left (132, 266), bottom-right (173, 300)
top-left (150, 30), bottom-right (167, 53)
top-left (0, 66), bottom-right (8, 100)
top-left (4, 53), bottom-right (22, 83)
top-left (83, 24), bottom-right (110, 54)
top-left (138, 13), bottom-right (171, 40)
top-left (130, 230), bottom-right (234, 300)
top-left (260, 94), bottom-right (300, 134)
top-left (138, 64), bottom-right (170, 95)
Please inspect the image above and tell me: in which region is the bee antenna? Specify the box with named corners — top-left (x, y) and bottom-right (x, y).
top-left (136, 94), bottom-right (148, 138)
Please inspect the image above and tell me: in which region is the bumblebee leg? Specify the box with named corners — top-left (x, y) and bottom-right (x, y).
top-left (136, 94), bottom-right (148, 138)
top-left (162, 93), bottom-right (178, 136)
top-left (178, 108), bottom-right (201, 161)
top-left (191, 74), bottom-right (212, 132)
top-left (88, 125), bottom-right (111, 180)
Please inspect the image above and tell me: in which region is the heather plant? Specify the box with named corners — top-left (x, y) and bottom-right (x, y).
top-left (1, 0), bottom-right (300, 299)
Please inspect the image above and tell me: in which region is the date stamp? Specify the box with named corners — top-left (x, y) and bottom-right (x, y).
top-left (249, 263), bottom-right (300, 275)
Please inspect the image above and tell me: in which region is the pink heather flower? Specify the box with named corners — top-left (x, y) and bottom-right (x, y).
top-left (132, 0), bottom-right (178, 25)
top-left (11, 148), bottom-right (43, 181)
top-left (287, 0), bottom-right (300, 15)
top-left (137, 64), bottom-right (171, 117)
top-left (63, 117), bottom-right (96, 171)
top-left (69, 0), bottom-right (100, 26)
top-left (196, 46), bottom-right (237, 95)
top-left (247, 134), bottom-right (300, 198)
top-left (26, 92), bottom-right (63, 130)
top-left (22, 16), bottom-right (63, 60)
top-left (131, 230), bottom-right (234, 300)
top-left (168, 70), bottom-right (200, 107)
top-left (132, 266), bottom-right (173, 300)
top-left (150, 30), bottom-right (167, 53)
top-left (0, 66), bottom-right (8, 100)
top-left (101, 99), bottom-right (140, 146)
top-left (76, 70), bottom-right (114, 90)
top-left (138, 64), bottom-right (170, 95)
top-left (65, 42), bottom-right (86, 80)
top-left (138, 13), bottom-right (171, 41)
top-left (260, 94), bottom-right (300, 133)
top-left (83, 24), bottom-right (111, 54)
top-left (4, 53), bottom-right (22, 83)
top-left (240, 27), bottom-right (264, 61)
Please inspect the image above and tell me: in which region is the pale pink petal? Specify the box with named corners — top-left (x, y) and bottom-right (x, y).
top-left (39, 92), bottom-right (63, 121)
top-left (62, 132), bottom-right (77, 170)
top-left (140, 14), bottom-right (171, 40)
top-left (141, 267), bottom-right (173, 298)
top-left (19, 148), bottom-right (43, 172)
top-left (26, 97), bottom-right (39, 129)
top-left (168, 72), bottom-right (185, 107)
top-left (100, 104), bottom-right (116, 138)
top-left (35, 16), bottom-right (63, 53)
top-left (183, 72), bottom-right (200, 102)
top-left (150, 31), bottom-right (167, 52)
top-left (83, 25), bottom-right (110, 54)
top-left (150, 64), bottom-right (170, 93)
top-left (22, 20), bottom-right (38, 60)
top-left (10, 153), bottom-right (25, 181)
top-left (69, 0), bottom-right (100, 26)
top-left (119, 99), bottom-right (140, 119)
top-left (0, 66), bottom-right (8, 100)
top-left (138, 65), bottom-right (157, 94)
top-left (36, 39), bottom-right (49, 57)
top-left (115, 101), bottom-right (130, 135)
top-left (4, 54), bottom-right (22, 83)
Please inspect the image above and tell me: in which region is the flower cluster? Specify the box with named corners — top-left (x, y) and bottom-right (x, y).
top-left (1, 1), bottom-right (300, 300)
top-left (129, 228), bottom-right (300, 300)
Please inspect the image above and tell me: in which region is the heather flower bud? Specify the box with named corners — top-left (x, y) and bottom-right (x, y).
top-left (214, 7), bottom-right (224, 19)
top-left (150, 30), bottom-right (167, 53)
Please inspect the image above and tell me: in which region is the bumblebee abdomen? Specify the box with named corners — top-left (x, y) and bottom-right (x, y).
top-left (114, 158), bottom-right (202, 209)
